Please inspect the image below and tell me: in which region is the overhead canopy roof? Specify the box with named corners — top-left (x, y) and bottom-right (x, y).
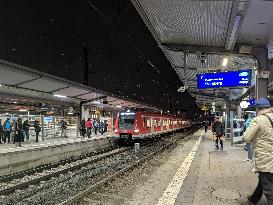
top-left (0, 59), bottom-right (159, 112)
top-left (132, 0), bottom-right (273, 105)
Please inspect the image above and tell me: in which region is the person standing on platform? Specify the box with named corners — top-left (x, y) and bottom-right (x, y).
top-left (93, 119), bottom-right (98, 135)
top-left (0, 119), bottom-right (3, 144)
top-left (85, 118), bottom-right (92, 138)
top-left (23, 120), bottom-right (30, 141)
top-left (243, 114), bottom-right (254, 162)
top-left (80, 119), bottom-right (86, 137)
top-left (60, 119), bottom-right (68, 138)
top-left (99, 120), bottom-right (104, 135)
top-left (34, 120), bottom-right (41, 143)
top-left (242, 98), bottom-right (273, 205)
top-left (104, 120), bottom-right (108, 134)
top-left (3, 118), bottom-right (11, 144)
top-left (15, 118), bottom-right (23, 147)
top-left (204, 120), bottom-right (209, 132)
top-left (212, 117), bottom-right (225, 150)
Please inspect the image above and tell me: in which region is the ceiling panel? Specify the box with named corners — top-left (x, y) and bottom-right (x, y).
top-left (135, 0), bottom-right (233, 46)
top-left (0, 66), bottom-right (36, 85)
top-left (53, 87), bottom-right (90, 97)
top-left (78, 92), bottom-right (102, 100)
top-left (20, 79), bottom-right (67, 92)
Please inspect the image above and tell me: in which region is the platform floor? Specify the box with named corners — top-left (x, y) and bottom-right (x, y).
top-left (0, 132), bottom-right (112, 154)
top-left (124, 129), bottom-right (267, 205)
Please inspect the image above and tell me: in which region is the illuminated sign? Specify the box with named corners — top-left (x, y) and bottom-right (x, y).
top-left (197, 70), bottom-right (251, 89)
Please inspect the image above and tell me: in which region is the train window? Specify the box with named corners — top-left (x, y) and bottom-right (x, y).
top-left (146, 118), bottom-right (151, 128)
top-left (118, 113), bottom-right (135, 130)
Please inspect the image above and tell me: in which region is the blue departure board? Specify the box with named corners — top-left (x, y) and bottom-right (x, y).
top-left (197, 70), bottom-right (251, 89)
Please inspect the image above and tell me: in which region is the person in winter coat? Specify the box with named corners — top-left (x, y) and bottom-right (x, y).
top-left (80, 119), bottom-right (86, 137)
top-left (243, 114), bottom-right (254, 162)
top-left (93, 119), bottom-right (98, 135)
top-left (85, 118), bottom-right (92, 138)
top-left (60, 119), bottom-right (68, 138)
top-left (34, 120), bottom-right (41, 143)
top-left (204, 120), bottom-right (209, 132)
top-left (3, 118), bottom-right (12, 144)
top-left (242, 98), bottom-right (273, 205)
top-left (0, 119), bottom-right (3, 144)
top-left (15, 118), bottom-right (23, 147)
top-left (99, 120), bottom-right (104, 135)
top-left (23, 120), bottom-right (30, 141)
top-left (212, 117), bottom-right (225, 150)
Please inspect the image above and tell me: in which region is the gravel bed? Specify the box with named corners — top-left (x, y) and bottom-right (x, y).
top-left (0, 135), bottom-right (181, 205)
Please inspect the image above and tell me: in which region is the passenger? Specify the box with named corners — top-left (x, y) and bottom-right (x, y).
top-left (34, 120), bottom-right (41, 143)
top-left (212, 117), bottom-right (224, 150)
top-left (14, 118), bottom-right (23, 147)
top-left (99, 120), bottom-right (104, 135)
top-left (104, 120), bottom-right (108, 133)
top-left (79, 118), bottom-right (86, 137)
top-left (85, 118), bottom-right (92, 138)
top-left (0, 119), bottom-right (3, 144)
top-left (243, 114), bottom-right (254, 162)
top-left (204, 120), bottom-right (209, 132)
top-left (3, 118), bottom-right (11, 144)
top-left (60, 119), bottom-right (68, 138)
top-left (242, 98), bottom-right (273, 205)
top-left (23, 120), bottom-right (30, 141)
top-left (93, 119), bottom-right (98, 135)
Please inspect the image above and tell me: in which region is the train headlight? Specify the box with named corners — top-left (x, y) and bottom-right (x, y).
top-left (114, 129), bottom-right (118, 133)
top-left (134, 129), bottom-right (140, 133)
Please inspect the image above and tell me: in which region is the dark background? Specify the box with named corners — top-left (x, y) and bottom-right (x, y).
top-left (0, 0), bottom-right (197, 113)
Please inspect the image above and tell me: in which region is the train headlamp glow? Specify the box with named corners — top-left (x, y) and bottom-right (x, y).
top-left (115, 129), bottom-right (118, 133)
top-left (134, 129), bottom-right (140, 133)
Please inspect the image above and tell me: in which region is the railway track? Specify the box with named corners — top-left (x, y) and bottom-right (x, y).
top-left (0, 128), bottom-right (200, 205)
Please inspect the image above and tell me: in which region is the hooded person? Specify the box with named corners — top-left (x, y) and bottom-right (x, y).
top-left (242, 97), bottom-right (273, 205)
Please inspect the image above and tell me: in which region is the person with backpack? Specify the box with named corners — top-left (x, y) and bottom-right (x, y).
top-left (23, 120), bottom-right (30, 141)
top-left (212, 117), bottom-right (225, 150)
top-left (0, 119), bottom-right (3, 144)
top-left (3, 118), bottom-right (12, 144)
top-left (242, 98), bottom-right (273, 205)
top-left (34, 119), bottom-right (41, 143)
top-left (93, 119), bottom-right (98, 135)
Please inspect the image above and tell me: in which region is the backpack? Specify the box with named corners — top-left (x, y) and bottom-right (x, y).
top-left (4, 121), bottom-right (11, 130)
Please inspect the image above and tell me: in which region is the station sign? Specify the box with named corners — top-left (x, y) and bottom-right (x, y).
top-left (197, 70), bottom-right (251, 89)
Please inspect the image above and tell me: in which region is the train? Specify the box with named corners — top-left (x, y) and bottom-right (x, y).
top-left (112, 111), bottom-right (194, 141)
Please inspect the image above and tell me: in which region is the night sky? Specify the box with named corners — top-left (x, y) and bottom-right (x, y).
top-left (0, 0), bottom-right (197, 112)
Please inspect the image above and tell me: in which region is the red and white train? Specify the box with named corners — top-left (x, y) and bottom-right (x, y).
top-left (113, 111), bottom-right (192, 141)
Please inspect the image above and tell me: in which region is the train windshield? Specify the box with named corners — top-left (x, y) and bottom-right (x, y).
top-left (118, 112), bottom-right (135, 130)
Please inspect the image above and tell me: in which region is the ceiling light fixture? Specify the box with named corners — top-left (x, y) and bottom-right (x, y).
top-left (92, 101), bottom-right (100, 104)
top-left (54, 94), bottom-right (67, 98)
top-left (222, 58), bottom-right (228, 67)
top-left (116, 105), bottom-right (122, 108)
top-left (19, 109), bottom-right (28, 112)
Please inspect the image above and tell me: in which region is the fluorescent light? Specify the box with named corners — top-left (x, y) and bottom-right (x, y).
top-left (92, 101), bottom-right (100, 104)
top-left (19, 109), bottom-right (28, 112)
top-left (0, 84), bottom-right (2, 87)
top-left (54, 94), bottom-right (67, 98)
top-left (67, 112), bottom-right (73, 115)
top-left (116, 105), bottom-right (122, 108)
top-left (127, 110), bottom-right (130, 112)
top-left (222, 58), bottom-right (228, 67)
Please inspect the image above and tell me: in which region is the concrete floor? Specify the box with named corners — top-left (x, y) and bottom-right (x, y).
top-left (122, 130), bottom-right (268, 205)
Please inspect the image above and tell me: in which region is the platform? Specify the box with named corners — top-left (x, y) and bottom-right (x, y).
top-left (0, 133), bottom-right (113, 176)
top-left (124, 129), bottom-right (267, 205)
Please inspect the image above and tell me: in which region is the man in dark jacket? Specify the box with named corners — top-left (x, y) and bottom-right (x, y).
top-left (0, 119), bottom-right (3, 144)
top-left (34, 120), bottom-right (41, 143)
top-left (212, 117), bottom-right (225, 150)
top-left (23, 120), bottom-right (30, 141)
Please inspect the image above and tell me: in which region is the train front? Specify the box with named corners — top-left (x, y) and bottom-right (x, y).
top-left (113, 112), bottom-right (139, 141)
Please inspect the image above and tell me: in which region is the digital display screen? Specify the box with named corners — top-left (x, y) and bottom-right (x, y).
top-left (197, 70), bottom-right (251, 89)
